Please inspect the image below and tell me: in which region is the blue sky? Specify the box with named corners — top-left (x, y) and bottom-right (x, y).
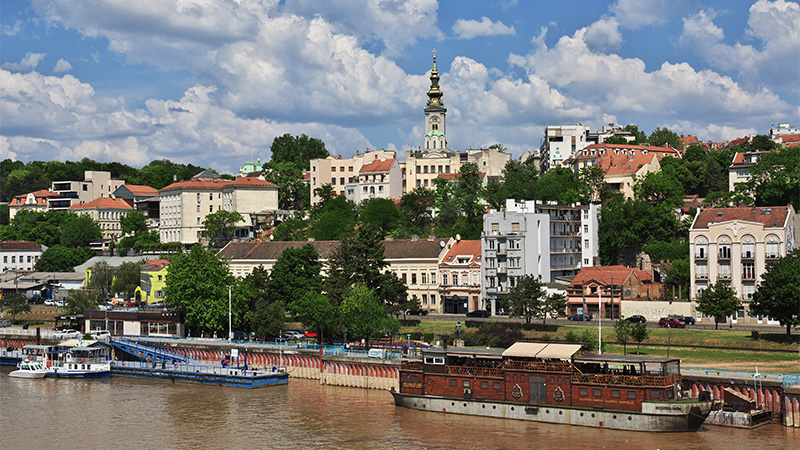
top-left (1, 0), bottom-right (798, 174)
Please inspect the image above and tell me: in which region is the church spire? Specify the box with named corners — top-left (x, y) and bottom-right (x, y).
top-left (426, 48), bottom-right (444, 109)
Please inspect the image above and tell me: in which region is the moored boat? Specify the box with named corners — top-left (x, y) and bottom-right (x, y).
top-left (9, 360), bottom-right (48, 378)
top-left (393, 342), bottom-right (717, 432)
top-left (23, 343), bottom-right (111, 379)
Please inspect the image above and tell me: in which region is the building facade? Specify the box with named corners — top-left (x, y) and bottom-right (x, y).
top-left (438, 239), bottom-right (482, 314)
top-left (1, 241), bottom-right (47, 272)
top-left (540, 124), bottom-right (590, 172)
top-left (689, 206), bottom-right (799, 325)
top-left (384, 238), bottom-right (451, 314)
top-left (49, 171), bottom-right (125, 210)
top-left (728, 151), bottom-right (768, 192)
top-left (134, 259), bottom-right (169, 304)
top-left (8, 189), bottom-right (61, 220)
top-left (69, 197), bottom-right (133, 241)
top-left (309, 150), bottom-right (396, 204)
top-left (566, 266), bottom-right (663, 319)
top-left (345, 158), bottom-right (403, 203)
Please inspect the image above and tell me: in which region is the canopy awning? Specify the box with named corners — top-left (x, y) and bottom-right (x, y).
top-left (502, 342), bottom-right (582, 360)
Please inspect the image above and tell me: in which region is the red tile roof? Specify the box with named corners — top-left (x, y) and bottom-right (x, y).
top-left (69, 197), bottom-right (133, 210)
top-left (730, 151), bottom-right (770, 165)
top-left (441, 240), bottom-right (481, 264)
top-left (160, 177), bottom-right (275, 191)
top-left (570, 265), bottom-right (652, 287)
top-left (9, 189), bottom-right (61, 207)
top-left (680, 135), bottom-right (701, 146)
top-left (226, 177), bottom-right (276, 187)
top-left (727, 137), bottom-right (751, 148)
top-left (360, 158), bottom-right (396, 173)
top-left (0, 240), bottom-right (44, 250)
top-left (141, 260), bottom-right (169, 271)
top-left (383, 238), bottom-right (450, 259)
top-left (692, 206), bottom-right (791, 229)
top-left (576, 144), bottom-right (680, 176)
top-left (436, 172), bottom-right (486, 181)
top-left (122, 185), bottom-right (158, 196)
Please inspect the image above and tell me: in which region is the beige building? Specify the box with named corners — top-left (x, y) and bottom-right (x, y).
top-left (689, 206), bottom-right (799, 325)
top-left (438, 239), bottom-right (482, 314)
top-left (8, 189), bottom-right (61, 220)
top-left (159, 171), bottom-right (278, 244)
top-left (728, 151), bottom-right (769, 192)
top-left (571, 144), bottom-right (680, 199)
top-left (309, 150), bottom-right (396, 205)
top-left (403, 147), bottom-right (510, 191)
top-left (49, 171), bottom-right (125, 210)
top-left (69, 197), bottom-right (133, 241)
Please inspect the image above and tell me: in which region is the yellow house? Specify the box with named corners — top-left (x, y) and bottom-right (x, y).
top-left (135, 260), bottom-right (169, 304)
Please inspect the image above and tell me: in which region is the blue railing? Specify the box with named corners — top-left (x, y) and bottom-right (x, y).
top-left (683, 366), bottom-right (800, 387)
top-left (120, 335), bottom-right (406, 361)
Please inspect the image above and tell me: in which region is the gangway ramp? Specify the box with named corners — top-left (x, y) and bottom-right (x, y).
top-left (110, 338), bottom-right (192, 364)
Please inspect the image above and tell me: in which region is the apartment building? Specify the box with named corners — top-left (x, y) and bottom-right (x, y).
top-left (403, 147), bottom-right (510, 191)
top-left (69, 197), bottom-right (133, 241)
top-left (49, 171), bottom-right (124, 210)
top-left (689, 206), bottom-right (799, 325)
top-left (159, 171), bottom-right (278, 244)
top-left (481, 200), bottom-right (600, 313)
top-left (1, 241), bottom-right (47, 272)
top-left (728, 151), bottom-right (769, 192)
top-left (345, 158), bottom-right (403, 203)
top-left (309, 150), bottom-right (395, 205)
top-left (8, 189), bottom-right (61, 220)
top-left (540, 124), bottom-right (591, 172)
top-left (438, 239), bottom-right (482, 314)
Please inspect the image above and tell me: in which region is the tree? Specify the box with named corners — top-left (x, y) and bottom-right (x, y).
top-left (598, 197), bottom-right (679, 265)
top-left (541, 292), bottom-right (567, 325)
top-left (272, 212), bottom-right (309, 241)
top-left (397, 187), bottom-right (434, 237)
top-left (359, 198), bottom-right (401, 238)
top-left (634, 170), bottom-right (684, 207)
top-left (323, 226), bottom-right (387, 306)
top-left (294, 291), bottom-right (336, 342)
top-left (267, 244), bottom-right (322, 314)
top-left (751, 248), bottom-right (800, 337)
top-left (506, 275), bottom-right (547, 325)
top-left (453, 162), bottom-right (486, 240)
top-left (61, 214), bottom-right (103, 247)
top-left (484, 160), bottom-right (539, 209)
top-left (121, 210), bottom-right (147, 236)
top-left (6, 293), bottom-right (30, 323)
top-left (614, 319), bottom-right (632, 355)
top-left (310, 196), bottom-right (356, 241)
top-left (647, 127), bottom-right (682, 149)
top-left (339, 284), bottom-right (399, 345)
top-left (269, 133), bottom-right (329, 169)
top-left (63, 289), bottom-right (99, 315)
top-left (243, 266), bottom-right (285, 339)
top-left (112, 261), bottom-right (141, 300)
top-left (432, 177), bottom-right (459, 237)
top-left (535, 167), bottom-right (580, 204)
top-left (34, 245), bottom-right (91, 272)
top-left (374, 271), bottom-right (409, 317)
top-left (262, 160), bottom-right (309, 210)
top-left (623, 124), bottom-right (647, 144)
top-left (696, 281), bottom-right (741, 330)
top-left (739, 147), bottom-right (800, 211)
top-left (630, 323), bottom-right (649, 354)
top-left (578, 165), bottom-right (607, 204)
top-left (88, 261), bottom-right (115, 300)
top-left (164, 244), bottom-right (243, 334)
top-left (203, 210), bottom-right (244, 244)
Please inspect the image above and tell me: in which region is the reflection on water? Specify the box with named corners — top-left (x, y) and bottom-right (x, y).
top-left (1, 367), bottom-right (797, 450)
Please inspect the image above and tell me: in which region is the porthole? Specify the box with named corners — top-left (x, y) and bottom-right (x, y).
top-left (413, 403), bottom-right (416, 407)
top-left (559, 411), bottom-right (563, 415)
top-left (546, 410), bottom-right (550, 414)
top-left (628, 416), bottom-right (632, 421)
top-left (580, 412), bottom-right (584, 417)
top-left (463, 403), bottom-right (467, 407)
top-left (511, 407), bottom-right (515, 411)
top-left (591, 413), bottom-right (595, 418)
top-left (613, 415), bottom-right (617, 419)
top-left (451, 402), bottom-right (455, 406)
top-left (493, 405), bottom-right (497, 410)
top-left (482, 405), bottom-right (486, 409)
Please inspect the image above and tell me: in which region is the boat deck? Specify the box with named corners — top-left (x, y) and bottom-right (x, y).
top-left (110, 360), bottom-right (289, 388)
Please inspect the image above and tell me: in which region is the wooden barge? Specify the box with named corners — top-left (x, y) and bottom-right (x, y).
top-left (392, 342), bottom-right (716, 432)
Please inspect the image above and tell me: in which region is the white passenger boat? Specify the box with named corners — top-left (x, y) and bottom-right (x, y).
top-left (9, 360), bottom-right (48, 378)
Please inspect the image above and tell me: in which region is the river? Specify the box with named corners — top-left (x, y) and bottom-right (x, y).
top-left (1, 367), bottom-right (797, 450)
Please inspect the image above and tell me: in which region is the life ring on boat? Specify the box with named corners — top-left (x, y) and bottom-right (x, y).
top-left (79, 358), bottom-right (84, 363)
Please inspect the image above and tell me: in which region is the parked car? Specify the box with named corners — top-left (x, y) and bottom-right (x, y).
top-left (303, 331), bottom-right (318, 338)
top-left (674, 315), bottom-right (695, 325)
top-left (231, 331), bottom-right (249, 341)
top-left (54, 300), bottom-right (64, 308)
top-left (28, 295), bottom-right (45, 305)
top-left (54, 329), bottom-right (81, 339)
top-left (625, 315), bottom-right (646, 324)
top-left (284, 331), bottom-right (305, 340)
top-left (90, 330), bottom-right (111, 342)
top-left (44, 298), bottom-right (56, 306)
top-left (406, 309), bottom-right (429, 316)
top-left (148, 301), bottom-right (167, 309)
top-left (98, 302), bottom-right (114, 310)
top-left (466, 309), bottom-right (490, 318)
top-left (658, 317), bottom-right (685, 328)
top-left (567, 313), bottom-right (592, 321)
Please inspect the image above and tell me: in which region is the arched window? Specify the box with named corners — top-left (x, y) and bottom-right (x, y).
top-left (442, 273), bottom-right (448, 285)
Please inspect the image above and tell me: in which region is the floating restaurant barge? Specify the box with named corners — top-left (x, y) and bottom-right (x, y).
top-left (110, 361), bottom-right (288, 388)
top-left (393, 342), bottom-right (716, 432)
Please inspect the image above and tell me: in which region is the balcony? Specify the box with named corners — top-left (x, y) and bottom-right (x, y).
top-left (695, 273), bottom-right (708, 280)
top-left (766, 254), bottom-right (780, 261)
top-left (742, 252), bottom-right (754, 261)
top-left (695, 253), bottom-right (707, 261)
top-left (742, 272), bottom-right (755, 281)
top-left (496, 247), bottom-right (507, 256)
top-left (496, 264), bottom-right (507, 274)
top-left (719, 273), bottom-right (731, 280)
top-left (484, 268), bottom-right (497, 277)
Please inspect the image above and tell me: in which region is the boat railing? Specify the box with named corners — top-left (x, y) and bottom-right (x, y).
top-left (682, 366), bottom-right (800, 387)
top-left (571, 372), bottom-right (680, 387)
top-left (400, 361), bottom-right (423, 371)
top-left (445, 365), bottom-right (503, 378)
top-left (506, 360), bottom-right (573, 373)
top-left (110, 360), bottom-right (286, 376)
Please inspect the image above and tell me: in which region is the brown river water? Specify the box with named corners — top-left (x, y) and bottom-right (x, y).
top-left (1, 367), bottom-right (797, 450)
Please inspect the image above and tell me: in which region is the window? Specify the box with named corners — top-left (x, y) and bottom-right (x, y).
top-left (411, 273), bottom-right (417, 284)
top-left (695, 243), bottom-right (707, 259)
top-left (612, 390), bottom-right (620, 398)
top-left (401, 273), bottom-right (407, 283)
top-left (493, 382), bottom-right (500, 389)
top-left (332, 178), bottom-right (336, 185)
top-left (445, 165), bottom-right (450, 173)
top-left (627, 391), bottom-right (636, 399)
top-left (340, 177), bottom-right (345, 185)
top-left (450, 379), bottom-right (456, 387)
top-left (472, 273), bottom-right (478, 285)
top-left (416, 166), bottom-right (421, 174)
top-left (332, 166), bottom-right (337, 172)
top-left (593, 389), bottom-right (602, 397)
top-left (421, 273), bottom-right (427, 284)
top-left (650, 390), bottom-right (661, 398)
top-left (579, 388), bottom-right (588, 396)
top-left (421, 295), bottom-right (427, 305)
top-left (481, 381), bottom-right (488, 388)
top-left (463, 380), bottom-right (470, 387)
top-left (511, 222), bottom-right (520, 232)
top-left (742, 262), bottom-right (755, 279)
top-left (431, 273), bottom-right (436, 284)
top-left (584, 225), bottom-right (588, 233)
top-left (442, 273), bottom-right (448, 285)
top-left (430, 294), bottom-right (436, 305)
top-left (209, 193), bottom-right (213, 200)
top-left (742, 242), bottom-right (754, 259)
top-left (209, 205), bottom-right (213, 212)
top-left (491, 223), bottom-right (499, 232)
top-left (766, 242), bottom-right (779, 258)
top-left (423, 166), bottom-right (428, 173)
top-left (719, 263), bottom-right (731, 280)
top-left (719, 243), bottom-right (731, 259)
top-left (696, 263), bottom-right (708, 279)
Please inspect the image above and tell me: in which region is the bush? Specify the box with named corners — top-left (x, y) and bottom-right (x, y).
top-left (522, 323), bottom-right (559, 332)
top-left (399, 319), bottom-right (420, 326)
top-left (423, 332), bottom-right (434, 342)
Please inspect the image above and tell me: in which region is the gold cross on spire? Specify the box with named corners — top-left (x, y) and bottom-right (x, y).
top-left (432, 47), bottom-right (437, 62)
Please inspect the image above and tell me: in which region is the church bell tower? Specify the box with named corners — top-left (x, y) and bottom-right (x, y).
top-left (424, 49), bottom-right (447, 152)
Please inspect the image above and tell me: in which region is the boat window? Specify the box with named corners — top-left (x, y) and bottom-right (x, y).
top-left (651, 390), bottom-right (661, 398)
top-left (514, 374), bottom-right (517, 382)
top-left (627, 391), bottom-right (636, 399)
top-left (450, 379), bottom-right (457, 387)
top-left (482, 381), bottom-right (489, 388)
top-left (665, 361), bottom-right (680, 376)
top-left (579, 388), bottom-right (588, 396)
top-left (520, 375), bottom-right (525, 382)
top-left (493, 382), bottom-right (501, 389)
top-left (403, 374), bottom-right (409, 381)
top-left (412, 375), bottom-right (419, 382)
top-left (424, 356), bottom-right (445, 365)
top-left (593, 389), bottom-right (602, 397)
top-left (550, 376), bottom-right (554, 383)
top-left (463, 381), bottom-right (470, 387)
top-left (611, 390), bottom-right (620, 398)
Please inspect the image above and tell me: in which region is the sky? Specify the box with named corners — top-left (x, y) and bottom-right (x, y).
top-left (1, 0), bottom-right (798, 175)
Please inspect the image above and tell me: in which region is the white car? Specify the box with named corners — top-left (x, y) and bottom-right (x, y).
top-left (284, 331), bottom-right (304, 340)
top-left (90, 330), bottom-right (111, 342)
top-left (54, 329), bottom-right (81, 340)
top-left (44, 299), bottom-right (56, 306)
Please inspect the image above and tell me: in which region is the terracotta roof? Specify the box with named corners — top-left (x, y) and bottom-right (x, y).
top-left (68, 197), bottom-right (133, 210)
top-left (9, 189), bottom-right (61, 207)
top-left (0, 240), bottom-right (44, 251)
top-left (383, 238), bottom-right (449, 259)
top-left (122, 185), bottom-right (158, 196)
top-left (436, 172), bottom-right (486, 181)
top-left (727, 137), bottom-right (751, 148)
top-left (730, 151), bottom-right (770, 166)
top-left (597, 152), bottom-right (658, 176)
top-left (691, 206), bottom-right (791, 229)
top-left (360, 158), bottom-right (396, 173)
top-left (441, 240), bottom-right (482, 264)
top-left (140, 260), bottom-right (169, 271)
top-left (581, 143), bottom-right (681, 156)
top-left (570, 265), bottom-right (652, 287)
top-left (226, 177), bottom-right (277, 187)
top-left (679, 135), bottom-right (701, 146)
top-left (160, 179), bottom-right (231, 191)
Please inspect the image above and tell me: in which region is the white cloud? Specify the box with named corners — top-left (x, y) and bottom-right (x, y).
top-left (679, 1), bottom-right (800, 92)
top-left (452, 17), bottom-right (516, 39)
top-left (1, 20), bottom-right (23, 36)
top-left (610, 0), bottom-right (688, 29)
top-left (53, 58), bottom-right (72, 72)
top-left (1, 52), bottom-right (46, 71)
top-left (583, 17), bottom-right (622, 52)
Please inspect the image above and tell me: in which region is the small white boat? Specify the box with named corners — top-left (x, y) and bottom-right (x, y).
top-left (9, 360), bottom-right (48, 378)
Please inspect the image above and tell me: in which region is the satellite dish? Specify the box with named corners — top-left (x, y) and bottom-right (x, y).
top-left (269, 234), bottom-right (274, 240)
top-left (440, 240), bottom-right (445, 248)
top-left (456, 234), bottom-right (461, 242)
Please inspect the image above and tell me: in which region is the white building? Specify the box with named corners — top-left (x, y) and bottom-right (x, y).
top-left (8, 189), bottom-right (62, 220)
top-left (1, 241), bottom-right (47, 272)
top-left (309, 150), bottom-right (396, 205)
top-left (69, 197), bottom-right (133, 241)
top-left (345, 158), bottom-right (403, 203)
top-left (49, 171), bottom-right (125, 211)
top-left (540, 124), bottom-right (591, 172)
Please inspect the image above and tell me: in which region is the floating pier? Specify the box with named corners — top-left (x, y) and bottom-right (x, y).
top-left (110, 360), bottom-right (288, 388)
